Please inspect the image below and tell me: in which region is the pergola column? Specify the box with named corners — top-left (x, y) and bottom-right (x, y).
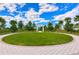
top-left (42, 26), bottom-right (44, 32)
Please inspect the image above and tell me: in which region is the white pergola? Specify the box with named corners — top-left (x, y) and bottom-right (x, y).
top-left (36, 25), bottom-right (44, 32)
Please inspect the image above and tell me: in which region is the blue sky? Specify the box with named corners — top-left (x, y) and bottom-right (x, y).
top-left (0, 3), bottom-right (79, 27)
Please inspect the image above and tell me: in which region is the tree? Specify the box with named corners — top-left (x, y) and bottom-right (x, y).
top-left (58, 20), bottom-right (63, 28)
top-left (0, 17), bottom-right (6, 30)
top-left (74, 15), bottom-right (79, 31)
top-left (74, 23), bottom-right (79, 28)
top-left (32, 22), bottom-right (36, 30)
top-left (39, 26), bottom-right (42, 31)
top-left (44, 25), bottom-right (48, 31)
top-left (55, 24), bottom-right (60, 31)
top-left (55, 20), bottom-right (63, 31)
top-left (64, 17), bottom-right (73, 32)
top-left (18, 21), bottom-right (24, 30)
top-left (10, 20), bottom-right (17, 32)
top-left (47, 22), bottom-right (54, 31)
top-left (25, 21), bottom-right (35, 31)
top-left (64, 17), bottom-right (71, 23)
top-left (74, 15), bottom-right (79, 21)
top-left (70, 24), bottom-right (74, 32)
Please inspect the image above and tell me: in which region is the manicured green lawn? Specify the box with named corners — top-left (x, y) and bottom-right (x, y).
top-left (2, 32), bottom-right (73, 46)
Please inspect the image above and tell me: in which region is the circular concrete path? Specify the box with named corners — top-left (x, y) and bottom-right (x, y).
top-left (0, 33), bottom-right (79, 55)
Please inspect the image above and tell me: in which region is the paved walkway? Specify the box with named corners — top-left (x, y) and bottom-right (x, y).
top-left (0, 33), bottom-right (79, 55)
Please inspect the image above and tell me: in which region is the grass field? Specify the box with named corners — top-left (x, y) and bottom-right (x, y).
top-left (2, 32), bottom-right (73, 46)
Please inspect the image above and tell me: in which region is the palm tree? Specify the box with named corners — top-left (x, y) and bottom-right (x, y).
top-left (0, 17), bottom-right (6, 30)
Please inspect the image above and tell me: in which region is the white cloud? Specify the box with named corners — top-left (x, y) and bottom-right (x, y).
top-left (39, 3), bottom-right (59, 14)
top-left (54, 5), bottom-right (79, 21)
top-left (38, 18), bottom-right (49, 23)
top-left (14, 14), bottom-right (27, 25)
top-left (25, 8), bottom-right (39, 21)
top-left (0, 3), bottom-right (62, 27)
top-left (25, 8), bottom-right (49, 24)
top-left (18, 3), bottom-right (26, 8)
top-left (0, 15), bottom-right (27, 26)
top-left (33, 18), bottom-right (49, 27)
top-left (0, 4), bottom-right (45, 26)
top-left (0, 3), bottom-right (26, 16)
top-left (24, 8), bottom-right (50, 26)
top-left (23, 4), bottom-right (58, 25)
top-left (0, 15), bottom-right (14, 27)
top-left (0, 16), bottom-right (14, 22)
top-left (0, 3), bottom-right (6, 10)
top-left (0, 3), bottom-right (17, 14)
top-left (4, 3), bottom-right (17, 13)
top-left (33, 18), bottom-right (49, 22)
